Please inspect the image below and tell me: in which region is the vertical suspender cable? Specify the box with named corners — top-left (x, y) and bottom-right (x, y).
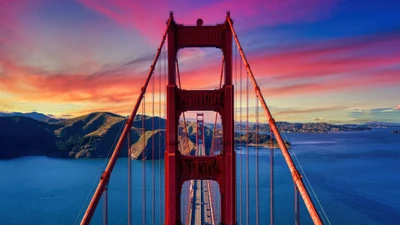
top-left (152, 66), bottom-right (155, 225)
top-left (234, 41), bottom-right (239, 225)
top-left (128, 130), bottom-right (131, 225)
top-left (255, 95), bottom-right (259, 225)
top-left (270, 130), bottom-right (274, 225)
top-left (239, 45), bottom-right (243, 225)
top-left (79, 15), bottom-right (172, 225)
top-left (103, 185), bottom-right (108, 225)
top-left (245, 70), bottom-right (249, 225)
top-left (158, 45), bottom-right (162, 225)
top-left (227, 13), bottom-right (323, 225)
top-left (175, 60), bottom-right (191, 154)
top-left (142, 96), bottom-right (146, 225)
top-left (162, 42), bottom-right (167, 223)
top-left (295, 185), bottom-right (300, 225)
top-left (211, 56), bottom-right (225, 156)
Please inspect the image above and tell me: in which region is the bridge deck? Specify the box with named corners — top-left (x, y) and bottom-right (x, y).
top-left (187, 143), bottom-right (214, 225)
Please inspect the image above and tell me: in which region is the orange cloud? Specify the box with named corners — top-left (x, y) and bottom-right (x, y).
top-left (0, 58), bottom-right (161, 104)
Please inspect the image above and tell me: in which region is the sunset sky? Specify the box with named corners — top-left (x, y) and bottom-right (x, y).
top-left (1, 0), bottom-right (399, 123)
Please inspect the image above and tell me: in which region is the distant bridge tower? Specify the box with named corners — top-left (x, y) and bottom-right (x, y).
top-left (165, 13), bottom-right (236, 225)
top-left (195, 113), bottom-right (205, 155)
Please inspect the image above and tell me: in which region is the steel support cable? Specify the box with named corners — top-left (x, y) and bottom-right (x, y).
top-left (226, 13), bottom-right (323, 225)
top-left (161, 42), bottom-right (167, 222)
top-left (142, 95), bottom-right (146, 225)
top-left (276, 123), bottom-right (332, 225)
top-left (270, 128), bottom-right (274, 225)
top-left (207, 180), bottom-right (216, 225)
top-left (158, 45), bottom-right (162, 225)
top-left (239, 45), bottom-right (243, 225)
top-left (176, 58), bottom-right (192, 223)
top-left (245, 70), bottom-right (249, 225)
top-left (204, 56), bottom-right (224, 225)
top-left (286, 140), bottom-right (332, 225)
top-left (103, 185), bottom-right (108, 225)
top-left (255, 94), bottom-right (259, 225)
top-left (211, 56), bottom-right (225, 156)
top-left (175, 59), bottom-right (190, 155)
top-left (234, 44), bottom-right (237, 224)
top-left (79, 15), bottom-right (173, 225)
top-left (128, 130), bottom-right (132, 225)
top-left (295, 184), bottom-right (300, 225)
top-left (151, 68), bottom-right (155, 225)
top-left (74, 120), bottom-right (125, 225)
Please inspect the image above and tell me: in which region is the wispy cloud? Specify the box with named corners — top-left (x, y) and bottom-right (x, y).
top-left (275, 106), bottom-right (346, 116)
top-left (78, 0), bottom-right (339, 42)
top-left (0, 58), bottom-right (154, 103)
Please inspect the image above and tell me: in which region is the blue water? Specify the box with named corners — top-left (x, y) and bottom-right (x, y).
top-left (0, 128), bottom-right (399, 224)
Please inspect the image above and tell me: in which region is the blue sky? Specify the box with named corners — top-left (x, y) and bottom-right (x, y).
top-left (0, 0), bottom-right (399, 123)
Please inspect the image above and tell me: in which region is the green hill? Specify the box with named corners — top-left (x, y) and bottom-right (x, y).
top-left (0, 117), bottom-right (60, 158)
top-left (53, 112), bottom-right (136, 158)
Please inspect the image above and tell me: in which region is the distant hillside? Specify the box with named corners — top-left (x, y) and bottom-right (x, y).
top-left (365, 122), bottom-right (400, 128)
top-left (0, 112), bottom-right (290, 159)
top-left (0, 117), bottom-right (60, 158)
top-left (234, 122), bottom-right (372, 134)
top-left (0, 112), bottom-right (61, 123)
top-left (53, 112), bottom-right (133, 158)
top-left (131, 130), bottom-right (166, 160)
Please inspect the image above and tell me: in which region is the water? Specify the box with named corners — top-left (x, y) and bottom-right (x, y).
top-left (0, 128), bottom-right (399, 224)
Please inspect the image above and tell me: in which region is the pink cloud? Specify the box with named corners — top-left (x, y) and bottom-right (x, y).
top-left (396, 105), bottom-right (400, 110)
top-left (261, 69), bottom-right (399, 97)
top-left (79, 0), bottom-right (169, 42)
top-left (182, 0), bottom-right (339, 30)
top-left (78, 0), bottom-right (339, 42)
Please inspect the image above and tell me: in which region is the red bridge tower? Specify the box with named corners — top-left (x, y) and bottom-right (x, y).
top-left (165, 13), bottom-right (236, 225)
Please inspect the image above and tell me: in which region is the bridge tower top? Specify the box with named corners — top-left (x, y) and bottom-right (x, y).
top-left (167, 13), bottom-right (233, 86)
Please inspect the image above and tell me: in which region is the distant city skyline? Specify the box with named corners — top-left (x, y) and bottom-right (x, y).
top-left (1, 0), bottom-right (399, 123)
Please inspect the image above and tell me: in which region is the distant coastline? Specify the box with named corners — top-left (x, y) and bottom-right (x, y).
top-left (1, 111), bottom-right (399, 159)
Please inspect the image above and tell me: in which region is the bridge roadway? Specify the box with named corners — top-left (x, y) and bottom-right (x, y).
top-left (187, 144), bottom-right (215, 225)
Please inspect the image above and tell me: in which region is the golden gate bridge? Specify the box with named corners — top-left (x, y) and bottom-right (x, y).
top-left (75, 12), bottom-right (330, 225)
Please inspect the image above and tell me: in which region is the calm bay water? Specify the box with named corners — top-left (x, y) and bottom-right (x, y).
top-left (0, 128), bottom-right (399, 224)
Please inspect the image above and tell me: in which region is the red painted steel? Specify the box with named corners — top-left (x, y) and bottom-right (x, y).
top-left (79, 14), bottom-right (173, 225)
top-left (165, 14), bottom-right (236, 225)
top-left (227, 12), bottom-right (323, 225)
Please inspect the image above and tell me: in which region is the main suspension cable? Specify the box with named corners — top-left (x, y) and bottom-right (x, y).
top-left (79, 15), bottom-right (173, 225)
top-left (227, 13), bottom-right (323, 225)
